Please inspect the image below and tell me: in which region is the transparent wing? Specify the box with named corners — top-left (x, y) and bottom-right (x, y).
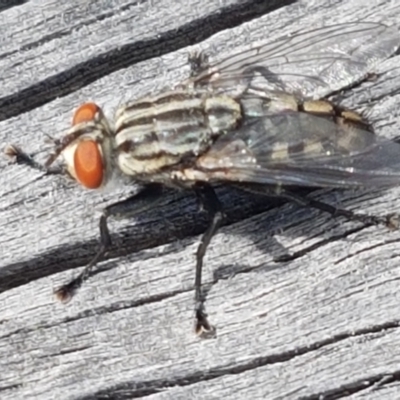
top-left (190, 22), bottom-right (399, 99)
top-left (195, 112), bottom-right (400, 188)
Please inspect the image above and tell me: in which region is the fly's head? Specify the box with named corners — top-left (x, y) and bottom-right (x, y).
top-left (46, 103), bottom-right (115, 190)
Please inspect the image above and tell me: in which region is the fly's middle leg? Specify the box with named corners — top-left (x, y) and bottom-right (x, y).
top-left (193, 183), bottom-right (225, 337)
top-left (241, 65), bottom-right (286, 92)
top-left (54, 183), bottom-right (165, 302)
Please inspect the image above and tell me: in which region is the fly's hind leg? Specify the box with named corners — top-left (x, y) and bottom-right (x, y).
top-left (193, 183), bottom-right (225, 338)
top-left (55, 183), bottom-right (165, 302)
top-left (236, 183), bottom-right (398, 230)
top-left (280, 190), bottom-right (399, 230)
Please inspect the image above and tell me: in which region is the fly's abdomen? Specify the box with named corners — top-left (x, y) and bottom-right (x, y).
top-left (294, 99), bottom-right (375, 155)
top-left (115, 90), bottom-right (242, 177)
top-left (240, 94), bottom-right (374, 160)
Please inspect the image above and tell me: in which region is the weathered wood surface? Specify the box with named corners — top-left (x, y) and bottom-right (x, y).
top-left (1, 0), bottom-right (400, 399)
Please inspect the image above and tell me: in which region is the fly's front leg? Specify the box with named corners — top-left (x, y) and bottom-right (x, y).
top-left (193, 184), bottom-right (225, 337)
top-left (55, 183), bottom-right (165, 302)
top-left (5, 144), bottom-right (64, 175)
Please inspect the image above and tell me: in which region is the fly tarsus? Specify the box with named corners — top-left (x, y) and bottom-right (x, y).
top-left (5, 144), bottom-right (44, 171)
top-left (188, 50), bottom-right (210, 77)
top-left (55, 214), bottom-right (111, 302)
top-left (54, 184), bottom-right (165, 302)
top-left (386, 213), bottom-right (400, 230)
top-left (195, 305), bottom-right (215, 339)
top-left (193, 184), bottom-right (225, 338)
top-left (282, 190), bottom-right (399, 230)
top-left (5, 144), bottom-right (64, 175)
top-left (238, 183), bottom-right (399, 230)
top-left (54, 276), bottom-right (85, 303)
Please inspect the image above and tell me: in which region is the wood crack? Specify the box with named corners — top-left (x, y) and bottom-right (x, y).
top-left (0, 0), bottom-right (295, 122)
top-left (75, 321), bottom-right (400, 400)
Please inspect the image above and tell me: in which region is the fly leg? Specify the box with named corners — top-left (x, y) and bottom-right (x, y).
top-left (241, 65), bottom-right (287, 92)
top-left (188, 50), bottom-right (209, 77)
top-left (279, 190), bottom-right (398, 229)
top-left (193, 184), bottom-right (225, 337)
top-left (55, 183), bottom-right (165, 302)
top-left (236, 183), bottom-right (398, 230)
top-left (5, 144), bottom-right (64, 175)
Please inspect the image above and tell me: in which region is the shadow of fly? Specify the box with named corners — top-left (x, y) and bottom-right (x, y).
top-left (6, 22), bottom-right (400, 337)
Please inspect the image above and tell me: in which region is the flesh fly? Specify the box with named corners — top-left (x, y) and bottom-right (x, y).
top-left (7, 22), bottom-right (400, 337)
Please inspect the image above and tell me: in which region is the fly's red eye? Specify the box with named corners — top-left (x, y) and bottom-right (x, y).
top-left (72, 103), bottom-right (100, 126)
top-left (73, 140), bottom-right (104, 189)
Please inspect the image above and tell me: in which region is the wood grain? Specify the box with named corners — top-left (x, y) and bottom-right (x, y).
top-left (1, 0), bottom-right (400, 399)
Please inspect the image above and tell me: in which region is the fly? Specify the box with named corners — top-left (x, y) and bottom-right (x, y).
top-left (6, 21), bottom-right (400, 337)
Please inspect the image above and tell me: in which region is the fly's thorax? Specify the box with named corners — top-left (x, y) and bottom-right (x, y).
top-left (113, 90), bottom-right (242, 177)
top-left (46, 103), bottom-right (116, 190)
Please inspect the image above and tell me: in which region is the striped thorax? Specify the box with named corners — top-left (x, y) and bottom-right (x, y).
top-left (115, 90), bottom-right (241, 178)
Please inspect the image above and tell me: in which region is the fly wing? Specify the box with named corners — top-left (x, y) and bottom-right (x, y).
top-left (195, 112), bottom-right (400, 188)
top-left (189, 22), bottom-right (399, 99)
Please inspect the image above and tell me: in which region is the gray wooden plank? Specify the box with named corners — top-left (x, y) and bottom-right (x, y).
top-left (0, 0), bottom-right (294, 121)
top-left (1, 0), bottom-right (400, 399)
top-left (146, 330), bottom-right (400, 399)
top-left (355, 382), bottom-right (400, 400)
top-left (0, 0), bottom-right (249, 96)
